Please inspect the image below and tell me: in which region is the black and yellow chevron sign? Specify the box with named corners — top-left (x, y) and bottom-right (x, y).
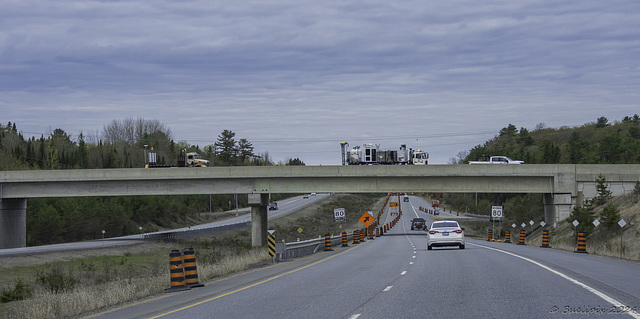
top-left (268, 234), bottom-right (276, 257)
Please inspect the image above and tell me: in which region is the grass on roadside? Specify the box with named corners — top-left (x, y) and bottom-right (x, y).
top-left (0, 193), bottom-right (387, 319)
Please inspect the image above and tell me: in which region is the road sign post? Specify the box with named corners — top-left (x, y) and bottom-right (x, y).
top-left (491, 206), bottom-right (503, 241)
top-left (618, 219), bottom-right (627, 259)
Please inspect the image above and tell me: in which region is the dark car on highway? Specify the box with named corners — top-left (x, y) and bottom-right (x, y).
top-left (411, 218), bottom-right (426, 230)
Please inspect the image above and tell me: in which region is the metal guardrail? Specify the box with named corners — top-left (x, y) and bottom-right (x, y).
top-left (138, 220), bottom-right (361, 262)
top-left (466, 213), bottom-right (490, 219)
top-left (140, 221), bottom-right (251, 241)
top-left (274, 233), bottom-right (355, 262)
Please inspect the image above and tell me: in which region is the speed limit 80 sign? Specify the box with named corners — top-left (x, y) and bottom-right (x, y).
top-left (334, 208), bottom-right (346, 223)
top-left (491, 206), bottom-right (503, 220)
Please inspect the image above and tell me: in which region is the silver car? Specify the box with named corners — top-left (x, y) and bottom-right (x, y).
top-left (427, 220), bottom-right (465, 250)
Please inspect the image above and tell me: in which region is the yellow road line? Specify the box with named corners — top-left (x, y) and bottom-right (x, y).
top-left (149, 243), bottom-right (365, 318)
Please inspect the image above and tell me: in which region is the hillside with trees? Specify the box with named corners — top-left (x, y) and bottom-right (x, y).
top-left (445, 115), bottom-right (640, 243)
top-left (0, 118), bottom-right (302, 246)
top-left (459, 115), bottom-right (640, 165)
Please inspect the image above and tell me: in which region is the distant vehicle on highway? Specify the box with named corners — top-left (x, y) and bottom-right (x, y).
top-left (427, 220), bottom-right (465, 250)
top-left (340, 142), bottom-right (429, 165)
top-left (311, 192), bottom-right (316, 196)
top-left (268, 202), bottom-right (278, 210)
top-left (403, 195), bottom-right (409, 202)
top-left (468, 155), bottom-right (524, 164)
top-left (303, 194), bottom-right (309, 199)
top-left (411, 218), bottom-right (426, 230)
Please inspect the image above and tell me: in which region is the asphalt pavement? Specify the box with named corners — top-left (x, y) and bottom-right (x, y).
top-left (85, 196), bottom-right (640, 319)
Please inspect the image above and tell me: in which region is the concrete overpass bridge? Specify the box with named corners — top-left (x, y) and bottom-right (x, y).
top-left (1, 164), bottom-right (638, 249)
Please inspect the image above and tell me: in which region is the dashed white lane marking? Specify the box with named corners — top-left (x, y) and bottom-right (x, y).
top-left (401, 271), bottom-right (407, 275)
top-left (410, 262), bottom-right (414, 265)
top-left (412, 255), bottom-right (416, 259)
top-left (472, 243), bottom-right (640, 319)
top-left (383, 286), bottom-right (393, 292)
top-left (349, 314), bottom-right (361, 319)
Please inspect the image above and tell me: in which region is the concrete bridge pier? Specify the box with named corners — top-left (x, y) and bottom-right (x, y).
top-left (0, 198), bottom-right (27, 249)
top-left (544, 193), bottom-right (573, 224)
top-left (248, 193), bottom-right (269, 247)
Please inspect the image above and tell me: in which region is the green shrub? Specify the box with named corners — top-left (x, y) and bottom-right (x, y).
top-left (36, 268), bottom-right (76, 294)
top-left (1, 278), bottom-right (32, 303)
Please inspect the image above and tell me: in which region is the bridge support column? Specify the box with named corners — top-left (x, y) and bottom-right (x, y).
top-left (0, 198), bottom-right (27, 249)
top-left (544, 194), bottom-right (555, 225)
top-left (544, 193), bottom-right (573, 224)
top-left (248, 194), bottom-right (269, 247)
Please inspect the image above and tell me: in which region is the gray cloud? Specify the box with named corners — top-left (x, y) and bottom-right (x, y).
top-left (2, 0), bottom-right (639, 164)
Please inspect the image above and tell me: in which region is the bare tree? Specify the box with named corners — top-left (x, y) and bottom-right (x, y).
top-left (102, 118), bottom-right (172, 145)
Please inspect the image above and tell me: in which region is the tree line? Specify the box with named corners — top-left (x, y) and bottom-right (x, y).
top-left (0, 119), bottom-right (306, 170)
top-left (445, 115), bottom-right (640, 233)
top-left (458, 115), bottom-right (640, 165)
top-left (0, 118), bottom-right (303, 246)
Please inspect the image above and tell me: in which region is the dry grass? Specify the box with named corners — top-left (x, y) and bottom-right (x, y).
top-left (0, 247), bottom-right (269, 319)
top-left (1, 193), bottom-right (378, 319)
top-left (528, 193), bottom-right (640, 261)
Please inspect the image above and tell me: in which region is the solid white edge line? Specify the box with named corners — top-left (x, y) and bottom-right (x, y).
top-left (471, 243), bottom-right (640, 319)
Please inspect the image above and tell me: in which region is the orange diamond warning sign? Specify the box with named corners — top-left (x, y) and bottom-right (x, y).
top-left (359, 211), bottom-right (375, 227)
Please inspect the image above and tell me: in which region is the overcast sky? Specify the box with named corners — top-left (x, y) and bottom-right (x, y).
top-left (2, 0), bottom-right (639, 165)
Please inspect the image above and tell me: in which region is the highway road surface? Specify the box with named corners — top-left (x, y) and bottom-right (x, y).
top-left (86, 196), bottom-right (640, 319)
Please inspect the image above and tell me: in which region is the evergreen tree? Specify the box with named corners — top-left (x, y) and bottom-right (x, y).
top-left (237, 138), bottom-right (254, 164)
top-left (76, 133), bottom-right (89, 168)
top-left (499, 124), bottom-right (517, 137)
top-left (629, 126), bottom-right (640, 139)
top-left (38, 135), bottom-right (46, 168)
top-left (592, 174), bottom-right (612, 206)
top-left (286, 157), bottom-right (305, 165)
top-left (599, 204), bottom-right (620, 229)
top-left (214, 129), bottom-right (237, 165)
top-left (540, 140), bottom-right (560, 163)
top-left (596, 116), bottom-right (609, 128)
top-left (599, 134), bottom-right (623, 163)
top-left (518, 127), bottom-right (534, 146)
top-left (567, 132), bottom-right (587, 164)
top-left (567, 204), bottom-right (595, 235)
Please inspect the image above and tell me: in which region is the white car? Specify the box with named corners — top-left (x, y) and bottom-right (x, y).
top-left (427, 220), bottom-right (465, 250)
